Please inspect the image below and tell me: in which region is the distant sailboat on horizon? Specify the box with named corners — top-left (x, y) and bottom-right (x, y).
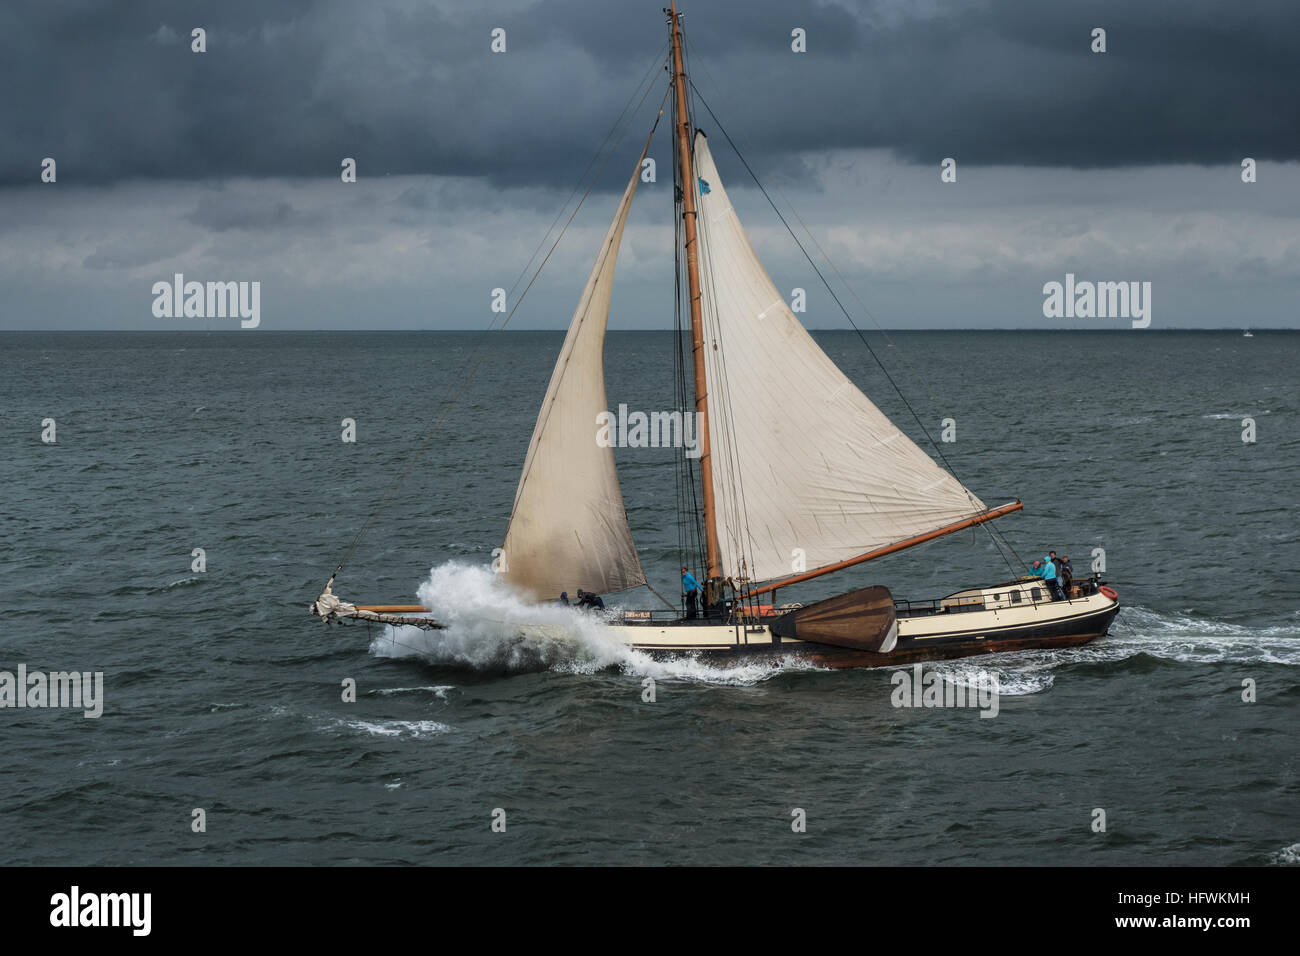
top-left (310, 2), bottom-right (1120, 668)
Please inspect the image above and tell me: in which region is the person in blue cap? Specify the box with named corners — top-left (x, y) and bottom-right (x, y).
top-left (556, 591), bottom-right (570, 607)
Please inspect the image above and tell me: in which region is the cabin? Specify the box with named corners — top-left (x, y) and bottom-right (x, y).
top-left (895, 578), bottom-right (1099, 619)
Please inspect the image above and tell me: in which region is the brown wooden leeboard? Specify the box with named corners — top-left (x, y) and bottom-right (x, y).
top-left (769, 585), bottom-right (897, 651)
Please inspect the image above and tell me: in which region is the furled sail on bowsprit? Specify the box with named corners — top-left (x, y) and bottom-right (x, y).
top-left (690, 131), bottom-right (989, 586)
top-left (500, 154), bottom-right (649, 601)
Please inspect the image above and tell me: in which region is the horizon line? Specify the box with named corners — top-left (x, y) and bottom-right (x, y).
top-left (0, 326), bottom-right (1292, 334)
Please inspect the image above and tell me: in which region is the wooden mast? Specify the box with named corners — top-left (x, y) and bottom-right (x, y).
top-left (668, 1), bottom-right (722, 587)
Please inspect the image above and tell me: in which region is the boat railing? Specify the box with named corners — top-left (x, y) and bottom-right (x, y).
top-left (616, 600), bottom-right (800, 626)
top-left (893, 599), bottom-right (933, 618)
top-left (895, 600), bottom-right (996, 618)
top-left (895, 582), bottom-right (1073, 617)
top-left (616, 608), bottom-right (684, 625)
top-left (615, 607), bottom-right (745, 625)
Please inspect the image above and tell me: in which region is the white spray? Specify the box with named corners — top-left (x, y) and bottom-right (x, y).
top-left (368, 562), bottom-right (824, 685)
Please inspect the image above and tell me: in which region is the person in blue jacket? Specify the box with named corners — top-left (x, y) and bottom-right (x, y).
top-left (681, 567), bottom-right (703, 620)
top-left (1041, 553), bottom-right (1063, 601)
top-left (1026, 558), bottom-right (1061, 600)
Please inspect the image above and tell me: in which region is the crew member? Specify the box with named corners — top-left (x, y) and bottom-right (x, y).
top-left (1058, 555), bottom-right (1074, 599)
top-left (1042, 553), bottom-right (1063, 601)
top-left (576, 589), bottom-right (605, 611)
top-left (681, 567), bottom-right (703, 620)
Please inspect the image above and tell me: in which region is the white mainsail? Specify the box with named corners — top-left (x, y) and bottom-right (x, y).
top-left (500, 156), bottom-right (648, 601)
top-left (691, 131), bottom-right (988, 585)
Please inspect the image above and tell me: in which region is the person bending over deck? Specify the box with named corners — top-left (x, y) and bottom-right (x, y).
top-left (681, 567), bottom-right (703, 620)
top-left (575, 589), bottom-right (605, 611)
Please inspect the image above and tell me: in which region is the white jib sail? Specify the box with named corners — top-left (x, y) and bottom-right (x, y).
top-left (501, 156), bottom-right (648, 602)
top-left (691, 131), bottom-right (988, 585)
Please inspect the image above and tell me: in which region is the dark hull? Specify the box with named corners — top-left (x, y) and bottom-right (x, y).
top-left (643, 603), bottom-right (1120, 670)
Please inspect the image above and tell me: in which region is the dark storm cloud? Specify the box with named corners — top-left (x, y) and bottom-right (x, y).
top-left (185, 192), bottom-right (299, 231)
top-left (3, 0), bottom-right (1297, 190)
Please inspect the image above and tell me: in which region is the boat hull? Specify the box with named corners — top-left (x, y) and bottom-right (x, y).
top-left (609, 586), bottom-right (1120, 670)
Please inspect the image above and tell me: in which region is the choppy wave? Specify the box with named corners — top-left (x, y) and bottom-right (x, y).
top-left (162, 576), bottom-right (203, 590)
top-left (1269, 842), bottom-right (1300, 865)
top-left (926, 659), bottom-right (1057, 696)
top-left (370, 685), bottom-right (454, 699)
top-left (327, 717), bottom-right (451, 739)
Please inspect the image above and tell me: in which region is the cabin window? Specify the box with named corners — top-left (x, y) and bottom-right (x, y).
top-left (1010, 591), bottom-right (1022, 603)
top-left (1031, 588), bottom-right (1042, 602)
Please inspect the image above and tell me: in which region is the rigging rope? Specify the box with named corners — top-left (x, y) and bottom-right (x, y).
top-left (643, 580), bottom-right (680, 612)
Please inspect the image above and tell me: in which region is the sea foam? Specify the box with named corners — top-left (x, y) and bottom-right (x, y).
top-left (367, 561), bottom-right (824, 685)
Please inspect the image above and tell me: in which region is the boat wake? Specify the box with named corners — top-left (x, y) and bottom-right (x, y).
top-left (1086, 605), bottom-right (1299, 665)
top-left (927, 604), bottom-right (1300, 696)
top-left (367, 562), bottom-right (824, 685)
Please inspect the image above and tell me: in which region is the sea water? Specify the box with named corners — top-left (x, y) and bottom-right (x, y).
top-left (1, 329), bottom-right (1295, 865)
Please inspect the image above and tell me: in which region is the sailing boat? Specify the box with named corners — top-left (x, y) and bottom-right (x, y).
top-left (311, 3), bottom-right (1120, 668)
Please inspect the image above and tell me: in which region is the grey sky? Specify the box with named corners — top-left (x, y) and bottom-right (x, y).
top-left (2, 0), bottom-right (1298, 330)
